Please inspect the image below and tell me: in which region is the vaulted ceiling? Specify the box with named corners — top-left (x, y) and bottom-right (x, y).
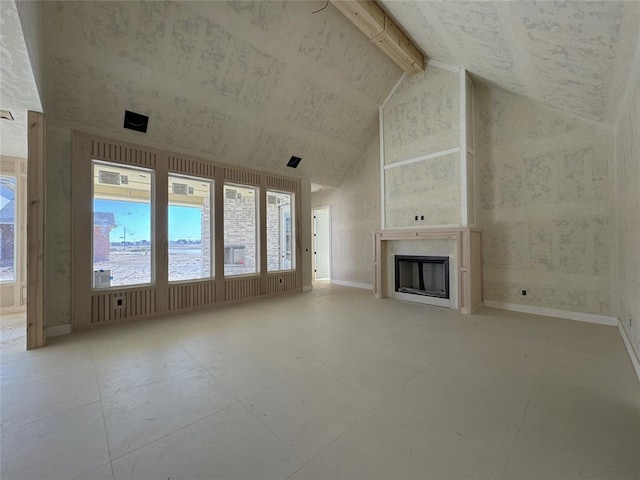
top-left (10, 1), bottom-right (640, 187)
top-left (34, 0), bottom-right (401, 187)
top-left (381, 0), bottom-right (639, 124)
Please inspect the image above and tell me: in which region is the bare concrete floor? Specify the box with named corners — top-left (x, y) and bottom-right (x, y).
top-left (1, 284), bottom-right (639, 479)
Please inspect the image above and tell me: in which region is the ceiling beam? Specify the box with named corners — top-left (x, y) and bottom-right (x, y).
top-left (331, 0), bottom-right (425, 75)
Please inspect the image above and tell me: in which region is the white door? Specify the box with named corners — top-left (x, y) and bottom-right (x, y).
top-left (313, 207), bottom-right (330, 280)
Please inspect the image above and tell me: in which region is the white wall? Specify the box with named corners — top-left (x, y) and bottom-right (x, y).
top-left (615, 47), bottom-right (640, 362)
top-left (476, 83), bottom-right (616, 317)
top-left (311, 139), bottom-right (380, 286)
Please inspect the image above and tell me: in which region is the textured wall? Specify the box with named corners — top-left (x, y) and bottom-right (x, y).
top-left (311, 139), bottom-right (380, 286)
top-left (45, 126), bottom-right (73, 327)
top-left (1, 1), bottom-right (42, 158)
top-left (384, 152), bottom-right (460, 228)
top-left (382, 66), bottom-right (461, 228)
top-left (476, 84), bottom-right (615, 316)
top-left (383, 66), bottom-right (459, 165)
top-left (615, 53), bottom-right (640, 361)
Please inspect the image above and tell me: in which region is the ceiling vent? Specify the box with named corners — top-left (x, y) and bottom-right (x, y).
top-left (287, 156), bottom-right (302, 168)
top-left (123, 110), bottom-right (149, 133)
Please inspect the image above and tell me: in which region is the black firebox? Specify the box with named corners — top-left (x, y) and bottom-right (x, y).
top-left (395, 255), bottom-right (450, 299)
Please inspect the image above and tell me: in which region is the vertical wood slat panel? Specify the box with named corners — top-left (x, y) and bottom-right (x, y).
top-left (168, 281), bottom-right (216, 311)
top-left (75, 131), bottom-right (303, 331)
top-left (90, 139), bottom-right (157, 168)
top-left (90, 287), bottom-right (157, 323)
top-left (224, 277), bottom-right (261, 302)
top-left (266, 272), bottom-right (299, 294)
top-left (265, 176), bottom-right (299, 193)
top-left (168, 156), bottom-right (215, 179)
top-left (224, 167), bottom-right (260, 186)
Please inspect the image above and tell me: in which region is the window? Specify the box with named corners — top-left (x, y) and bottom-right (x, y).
top-left (267, 190), bottom-right (294, 271)
top-left (168, 174), bottom-right (212, 282)
top-left (224, 184), bottom-right (258, 276)
top-left (92, 161), bottom-right (153, 288)
top-left (0, 175), bottom-right (16, 282)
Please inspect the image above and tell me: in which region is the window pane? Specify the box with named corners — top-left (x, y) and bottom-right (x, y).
top-left (0, 175), bottom-right (17, 282)
top-left (224, 184), bottom-right (257, 276)
top-left (93, 162), bottom-right (153, 288)
top-left (168, 175), bottom-right (212, 282)
top-left (267, 191), bottom-right (294, 272)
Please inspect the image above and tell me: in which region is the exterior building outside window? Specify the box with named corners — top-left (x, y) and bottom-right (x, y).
top-left (224, 184), bottom-right (258, 276)
top-left (92, 161), bottom-right (153, 288)
top-left (168, 174), bottom-right (213, 282)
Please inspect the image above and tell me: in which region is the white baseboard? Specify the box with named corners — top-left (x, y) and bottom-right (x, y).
top-left (46, 324), bottom-right (72, 337)
top-left (483, 301), bottom-right (618, 326)
top-left (302, 285), bottom-right (313, 292)
top-left (618, 322), bottom-right (640, 383)
top-left (330, 280), bottom-right (373, 290)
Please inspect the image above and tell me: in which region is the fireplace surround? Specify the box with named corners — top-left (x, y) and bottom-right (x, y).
top-left (373, 228), bottom-right (482, 313)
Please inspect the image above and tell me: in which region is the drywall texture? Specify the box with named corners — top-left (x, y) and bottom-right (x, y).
top-left (1, 0), bottom-right (41, 158)
top-left (477, 84), bottom-right (615, 316)
top-left (383, 66), bottom-right (459, 165)
top-left (45, 126), bottom-right (73, 327)
top-left (31, 1), bottom-right (400, 188)
top-left (382, 66), bottom-right (461, 229)
top-left (615, 54), bottom-right (640, 360)
top-left (381, 0), bottom-right (640, 124)
top-left (384, 153), bottom-right (460, 228)
top-left (311, 139), bottom-right (380, 286)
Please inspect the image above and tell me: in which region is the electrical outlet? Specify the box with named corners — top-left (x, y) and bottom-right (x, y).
top-left (521, 289), bottom-right (527, 296)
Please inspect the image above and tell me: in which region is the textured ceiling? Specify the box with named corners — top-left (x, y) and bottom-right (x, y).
top-left (0, 0), bottom-right (41, 158)
top-left (35, 1), bottom-right (401, 187)
top-left (381, 0), bottom-right (640, 124)
top-left (14, 1), bottom-right (639, 182)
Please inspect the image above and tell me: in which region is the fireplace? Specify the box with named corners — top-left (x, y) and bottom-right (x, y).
top-left (395, 255), bottom-right (450, 301)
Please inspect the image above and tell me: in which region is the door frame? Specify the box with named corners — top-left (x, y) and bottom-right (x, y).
top-left (311, 205), bottom-right (331, 281)
top-left (27, 110), bottom-right (46, 349)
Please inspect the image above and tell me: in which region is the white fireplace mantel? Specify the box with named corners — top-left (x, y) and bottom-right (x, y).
top-left (374, 228), bottom-right (483, 314)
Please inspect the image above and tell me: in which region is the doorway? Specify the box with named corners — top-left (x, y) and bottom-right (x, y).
top-left (312, 206), bottom-right (330, 281)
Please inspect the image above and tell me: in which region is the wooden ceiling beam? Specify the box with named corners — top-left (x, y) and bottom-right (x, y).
top-left (331, 0), bottom-right (425, 75)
